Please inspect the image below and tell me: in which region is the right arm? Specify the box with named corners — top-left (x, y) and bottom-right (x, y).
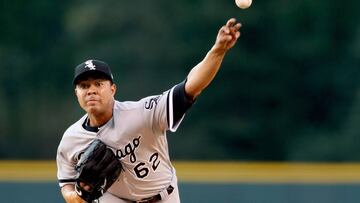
top-left (61, 184), bottom-right (85, 203)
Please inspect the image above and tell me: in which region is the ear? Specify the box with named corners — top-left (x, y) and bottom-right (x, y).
top-left (111, 83), bottom-right (117, 96)
top-left (74, 87), bottom-right (78, 96)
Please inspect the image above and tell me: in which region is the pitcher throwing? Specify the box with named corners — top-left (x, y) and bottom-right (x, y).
top-left (56, 18), bottom-right (242, 203)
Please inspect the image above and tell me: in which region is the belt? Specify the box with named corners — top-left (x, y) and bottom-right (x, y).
top-left (135, 185), bottom-right (174, 203)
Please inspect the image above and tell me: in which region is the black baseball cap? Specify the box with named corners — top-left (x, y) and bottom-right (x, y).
top-left (73, 59), bottom-right (114, 85)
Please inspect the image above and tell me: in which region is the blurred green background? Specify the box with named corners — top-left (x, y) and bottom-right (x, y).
top-left (1, 0), bottom-right (360, 161)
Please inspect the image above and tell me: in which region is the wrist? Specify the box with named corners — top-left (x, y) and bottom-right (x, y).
top-left (209, 45), bottom-right (227, 57)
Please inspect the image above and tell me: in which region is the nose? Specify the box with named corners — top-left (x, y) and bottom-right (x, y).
top-left (87, 84), bottom-right (97, 95)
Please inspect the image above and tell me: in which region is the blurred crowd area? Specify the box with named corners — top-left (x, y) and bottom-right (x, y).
top-left (0, 0), bottom-right (360, 160)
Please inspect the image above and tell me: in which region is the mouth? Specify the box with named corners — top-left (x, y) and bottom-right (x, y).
top-left (86, 98), bottom-right (99, 104)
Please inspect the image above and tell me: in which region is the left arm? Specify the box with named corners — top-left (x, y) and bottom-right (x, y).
top-left (185, 18), bottom-right (242, 99)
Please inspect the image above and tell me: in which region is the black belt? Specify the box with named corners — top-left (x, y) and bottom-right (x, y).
top-left (134, 185), bottom-right (174, 203)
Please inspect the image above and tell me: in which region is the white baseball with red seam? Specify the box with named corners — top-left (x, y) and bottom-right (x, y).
top-left (235, 0), bottom-right (252, 9)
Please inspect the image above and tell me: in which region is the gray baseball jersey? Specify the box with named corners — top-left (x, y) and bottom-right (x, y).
top-left (56, 80), bottom-right (193, 201)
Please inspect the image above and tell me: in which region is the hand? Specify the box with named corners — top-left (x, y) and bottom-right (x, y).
top-left (61, 184), bottom-right (86, 203)
top-left (213, 18), bottom-right (241, 53)
top-left (68, 191), bottom-right (86, 203)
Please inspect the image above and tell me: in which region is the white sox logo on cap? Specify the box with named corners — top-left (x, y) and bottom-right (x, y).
top-left (85, 60), bottom-right (96, 70)
top-left (73, 59), bottom-right (114, 84)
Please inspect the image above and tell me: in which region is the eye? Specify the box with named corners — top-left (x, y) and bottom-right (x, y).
top-left (95, 81), bottom-right (103, 87)
top-left (78, 83), bottom-right (89, 89)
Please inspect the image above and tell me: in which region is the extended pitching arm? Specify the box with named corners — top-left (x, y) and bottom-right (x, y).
top-left (185, 18), bottom-right (241, 99)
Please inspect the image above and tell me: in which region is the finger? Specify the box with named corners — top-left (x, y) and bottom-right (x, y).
top-left (229, 23), bottom-right (241, 33)
top-left (235, 31), bottom-right (240, 39)
top-left (220, 26), bottom-right (230, 34)
top-left (228, 22), bottom-right (241, 37)
top-left (226, 18), bottom-right (237, 28)
top-left (233, 22), bottom-right (242, 30)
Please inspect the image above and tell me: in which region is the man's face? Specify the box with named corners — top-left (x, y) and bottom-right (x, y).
top-left (75, 77), bottom-right (116, 116)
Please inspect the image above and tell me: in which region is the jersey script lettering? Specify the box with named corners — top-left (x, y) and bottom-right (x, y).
top-left (115, 136), bottom-right (141, 163)
top-left (144, 95), bottom-right (160, 110)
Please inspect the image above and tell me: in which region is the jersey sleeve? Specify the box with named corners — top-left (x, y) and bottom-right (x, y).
top-left (56, 140), bottom-right (77, 187)
top-left (144, 80), bottom-right (195, 133)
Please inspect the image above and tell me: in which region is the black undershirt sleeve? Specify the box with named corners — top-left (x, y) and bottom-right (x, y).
top-left (171, 79), bottom-right (195, 126)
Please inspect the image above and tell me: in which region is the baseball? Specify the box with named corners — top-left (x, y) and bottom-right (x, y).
top-left (235, 0), bottom-right (252, 9)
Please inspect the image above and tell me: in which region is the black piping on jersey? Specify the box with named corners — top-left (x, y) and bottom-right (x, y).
top-left (58, 179), bottom-right (76, 183)
top-left (168, 79), bottom-right (195, 129)
top-left (166, 89), bottom-right (170, 129)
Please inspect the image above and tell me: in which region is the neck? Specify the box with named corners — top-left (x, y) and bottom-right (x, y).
top-left (88, 113), bottom-right (112, 127)
top-left (87, 101), bottom-right (114, 127)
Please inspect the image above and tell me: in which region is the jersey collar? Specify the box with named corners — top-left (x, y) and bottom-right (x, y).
top-left (82, 117), bottom-right (101, 132)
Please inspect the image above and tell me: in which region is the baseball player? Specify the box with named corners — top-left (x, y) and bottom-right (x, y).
top-left (57, 18), bottom-right (241, 203)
